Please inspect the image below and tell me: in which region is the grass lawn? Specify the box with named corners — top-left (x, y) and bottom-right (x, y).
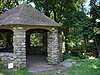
top-left (0, 68), bottom-right (32, 75)
top-left (0, 59), bottom-right (100, 75)
top-left (63, 59), bottom-right (100, 75)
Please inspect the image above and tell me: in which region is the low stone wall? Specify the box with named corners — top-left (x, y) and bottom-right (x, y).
top-left (0, 53), bottom-right (14, 68)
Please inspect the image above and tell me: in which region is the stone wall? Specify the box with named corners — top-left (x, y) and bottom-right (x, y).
top-left (0, 53), bottom-right (14, 68)
top-left (47, 28), bottom-right (62, 64)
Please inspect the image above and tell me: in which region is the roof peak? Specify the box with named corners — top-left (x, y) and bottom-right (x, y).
top-left (0, 4), bottom-right (60, 27)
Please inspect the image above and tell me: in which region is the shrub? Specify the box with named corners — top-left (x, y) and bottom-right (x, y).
top-left (63, 52), bottom-right (80, 60)
top-left (63, 52), bottom-right (71, 60)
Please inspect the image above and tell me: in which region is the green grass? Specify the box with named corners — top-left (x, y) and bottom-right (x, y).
top-left (39, 59), bottom-right (100, 75)
top-left (0, 67), bottom-right (32, 75)
top-left (63, 59), bottom-right (100, 75)
top-left (0, 59), bottom-right (100, 75)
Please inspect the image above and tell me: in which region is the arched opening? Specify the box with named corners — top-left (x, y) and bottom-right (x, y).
top-left (0, 29), bottom-right (13, 52)
top-left (26, 29), bottom-right (48, 68)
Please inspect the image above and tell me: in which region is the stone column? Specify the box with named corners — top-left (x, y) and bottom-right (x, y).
top-left (58, 31), bottom-right (63, 62)
top-left (13, 27), bottom-right (26, 67)
top-left (47, 28), bottom-right (62, 64)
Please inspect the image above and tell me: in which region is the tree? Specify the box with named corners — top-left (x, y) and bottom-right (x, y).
top-left (90, 0), bottom-right (100, 58)
top-left (0, 0), bottom-right (19, 13)
top-left (62, 0), bottom-right (87, 53)
top-left (63, 11), bottom-right (93, 54)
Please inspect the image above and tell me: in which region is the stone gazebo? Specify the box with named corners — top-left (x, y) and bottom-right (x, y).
top-left (0, 4), bottom-right (62, 68)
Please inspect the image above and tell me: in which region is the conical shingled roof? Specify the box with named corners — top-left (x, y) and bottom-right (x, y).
top-left (0, 4), bottom-right (60, 26)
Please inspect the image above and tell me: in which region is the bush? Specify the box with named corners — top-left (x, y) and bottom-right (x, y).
top-left (63, 52), bottom-right (71, 60)
top-left (63, 52), bottom-right (80, 60)
top-left (79, 59), bottom-right (100, 69)
top-left (78, 53), bottom-right (87, 59)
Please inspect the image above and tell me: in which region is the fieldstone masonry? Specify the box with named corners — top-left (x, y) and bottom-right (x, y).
top-left (47, 28), bottom-right (62, 64)
top-left (13, 27), bottom-right (26, 67)
top-left (0, 27), bottom-right (62, 68)
top-left (0, 53), bottom-right (14, 67)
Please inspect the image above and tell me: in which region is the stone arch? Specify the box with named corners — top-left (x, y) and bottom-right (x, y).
top-left (0, 29), bottom-right (13, 52)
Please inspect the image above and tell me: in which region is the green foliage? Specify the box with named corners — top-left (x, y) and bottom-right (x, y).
top-left (90, 0), bottom-right (100, 58)
top-left (78, 53), bottom-right (87, 59)
top-left (63, 52), bottom-right (71, 60)
top-left (63, 52), bottom-right (86, 60)
top-left (63, 54), bottom-right (80, 60)
top-left (34, 72), bottom-right (64, 75)
top-left (90, 0), bottom-right (100, 25)
top-left (63, 59), bottom-right (100, 75)
top-left (30, 33), bottom-right (43, 46)
top-left (79, 59), bottom-right (100, 69)
top-left (0, 0), bottom-right (18, 12)
top-left (63, 11), bottom-right (94, 56)
top-left (63, 11), bottom-right (93, 38)
top-left (0, 40), bottom-right (4, 47)
top-left (0, 67), bottom-right (32, 75)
